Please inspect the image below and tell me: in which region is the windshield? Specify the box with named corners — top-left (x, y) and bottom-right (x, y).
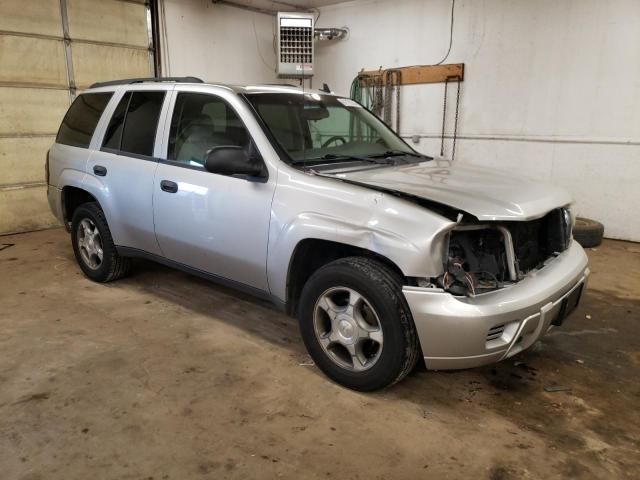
top-left (244, 93), bottom-right (417, 163)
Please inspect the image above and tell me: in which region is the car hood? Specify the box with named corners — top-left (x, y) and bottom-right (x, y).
top-left (328, 160), bottom-right (572, 221)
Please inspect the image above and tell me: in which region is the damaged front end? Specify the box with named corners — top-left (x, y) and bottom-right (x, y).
top-left (436, 207), bottom-right (574, 297)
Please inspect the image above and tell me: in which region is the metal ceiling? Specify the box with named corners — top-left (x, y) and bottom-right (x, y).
top-left (212, 0), bottom-right (353, 13)
top-left (273, 0), bottom-right (353, 6)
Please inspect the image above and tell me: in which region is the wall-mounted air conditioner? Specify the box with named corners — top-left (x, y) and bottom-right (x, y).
top-left (276, 12), bottom-right (314, 78)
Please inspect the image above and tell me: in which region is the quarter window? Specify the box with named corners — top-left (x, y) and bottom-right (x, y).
top-left (102, 91), bottom-right (166, 157)
top-left (56, 92), bottom-right (113, 148)
top-left (168, 93), bottom-right (250, 167)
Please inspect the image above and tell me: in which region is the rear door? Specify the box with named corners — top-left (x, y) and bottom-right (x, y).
top-left (49, 91), bottom-right (114, 224)
top-left (87, 86), bottom-right (169, 255)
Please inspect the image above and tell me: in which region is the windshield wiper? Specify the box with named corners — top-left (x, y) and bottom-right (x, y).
top-left (367, 150), bottom-right (432, 160)
top-left (292, 153), bottom-right (392, 165)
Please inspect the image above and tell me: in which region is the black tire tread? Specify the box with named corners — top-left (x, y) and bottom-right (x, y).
top-left (72, 202), bottom-right (131, 282)
top-left (573, 217), bottom-right (604, 248)
top-left (301, 256), bottom-right (420, 390)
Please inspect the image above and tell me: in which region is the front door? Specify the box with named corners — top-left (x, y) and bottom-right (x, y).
top-left (152, 90), bottom-right (275, 292)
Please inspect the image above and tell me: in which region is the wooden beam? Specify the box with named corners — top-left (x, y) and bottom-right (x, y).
top-left (358, 63), bottom-right (464, 86)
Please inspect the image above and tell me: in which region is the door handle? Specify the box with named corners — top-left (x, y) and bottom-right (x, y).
top-left (160, 180), bottom-right (178, 193)
top-left (93, 165), bottom-right (107, 176)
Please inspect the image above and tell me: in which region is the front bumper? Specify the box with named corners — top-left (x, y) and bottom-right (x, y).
top-left (403, 241), bottom-right (590, 370)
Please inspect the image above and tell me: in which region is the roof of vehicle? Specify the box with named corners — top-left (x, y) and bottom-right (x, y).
top-left (86, 77), bottom-right (334, 96)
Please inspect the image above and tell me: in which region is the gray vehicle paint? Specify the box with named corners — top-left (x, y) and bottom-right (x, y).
top-left (47, 82), bottom-right (589, 370)
top-left (151, 86), bottom-right (278, 290)
top-left (326, 158), bottom-right (573, 221)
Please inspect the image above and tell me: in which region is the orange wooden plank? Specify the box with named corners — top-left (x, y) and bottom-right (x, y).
top-left (359, 63), bottom-right (464, 85)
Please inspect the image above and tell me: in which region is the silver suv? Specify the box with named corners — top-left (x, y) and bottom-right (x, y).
top-left (47, 77), bottom-right (589, 391)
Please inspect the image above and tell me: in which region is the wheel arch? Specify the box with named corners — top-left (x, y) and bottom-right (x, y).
top-left (284, 238), bottom-right (406, 316)
top-left (61, 185), bottom-right (100, 231)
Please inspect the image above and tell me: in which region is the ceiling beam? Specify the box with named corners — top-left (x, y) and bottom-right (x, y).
top-left (211, 0), bottom-right (309, 15)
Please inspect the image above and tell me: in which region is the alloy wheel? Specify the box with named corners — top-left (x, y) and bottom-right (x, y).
top-left (77, 218), bottom-right (103, 270)
top-left (313, 286), bottom-right (384, 372)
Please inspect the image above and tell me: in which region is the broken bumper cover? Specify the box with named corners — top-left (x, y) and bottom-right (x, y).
top-left (403, 241), bottom-right (590, 370)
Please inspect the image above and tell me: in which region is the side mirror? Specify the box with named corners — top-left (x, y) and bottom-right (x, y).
top-left (204, 146), bottom-right (264, 178)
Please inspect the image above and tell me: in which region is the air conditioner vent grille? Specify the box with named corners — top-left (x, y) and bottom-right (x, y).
top-left (280, 26), bottom-right (313, 64)
top-left (277, 12), bottom-right (314, 77)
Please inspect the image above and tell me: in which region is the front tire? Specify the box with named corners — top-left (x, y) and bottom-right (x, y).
top-left (71, 202), bottom-right (131, 282)
top-left (298, 257), bottom-right (419, 391)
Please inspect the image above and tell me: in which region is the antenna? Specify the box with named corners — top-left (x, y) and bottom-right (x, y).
top-left (302, 72), bottom-right (306, 172)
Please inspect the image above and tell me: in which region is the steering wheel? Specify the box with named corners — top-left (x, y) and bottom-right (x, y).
top-left (321, 136), bottom-right (347, 148)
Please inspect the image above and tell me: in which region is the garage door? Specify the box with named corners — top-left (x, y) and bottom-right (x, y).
top-left (0, 0), bottom-right (153, 234)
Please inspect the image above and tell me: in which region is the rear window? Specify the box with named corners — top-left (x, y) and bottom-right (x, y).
top-left (102, 91), bottom-right (165, 157)
top-left (56, 92), bottom-right (113, 148)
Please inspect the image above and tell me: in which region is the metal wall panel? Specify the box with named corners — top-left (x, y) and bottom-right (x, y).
top-left (0, 187), bottom-right (58, 234)
top-left (0, 0), bottom-right (153, 234)
top-left (0, 35), bottom-right (67, 87)
top-left (0, 87), bottom-right (69, 136)
top-left (0, 137), bottom-right (54, 185)
top-left (72, 43), bottom-right (151, 89)
top-left (0, 0), bottom-right (62, 37)
top-left (67, 0), bottom-right (149, 46)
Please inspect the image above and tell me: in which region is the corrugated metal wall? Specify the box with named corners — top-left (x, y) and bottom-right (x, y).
top-left (0, 0), bottom-right (153, 234)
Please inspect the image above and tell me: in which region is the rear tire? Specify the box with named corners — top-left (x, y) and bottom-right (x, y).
top-left (71, 202), bottom-right (131, 282)
top-left (298, 256), bottom-right (419, 391)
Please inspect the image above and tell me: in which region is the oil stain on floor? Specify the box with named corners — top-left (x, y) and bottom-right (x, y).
top-left (0, 230), bottom-right (638, 479)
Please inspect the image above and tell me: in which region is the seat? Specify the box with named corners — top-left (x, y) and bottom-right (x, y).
top-left (175, 114), bottom-right (234, 165)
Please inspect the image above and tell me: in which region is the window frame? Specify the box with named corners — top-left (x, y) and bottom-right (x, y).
top-left (56, 92), bottom-right (114, 149)
top-left (99, 88), bottom-right (168, 162)
top-left (159, 89), bottom-right (266, 178)
top-left (241, 92), bottom-right (420, 166)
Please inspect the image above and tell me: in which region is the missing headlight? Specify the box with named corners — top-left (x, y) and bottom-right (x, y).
top-left (438, 226), bottom-right (510, 296)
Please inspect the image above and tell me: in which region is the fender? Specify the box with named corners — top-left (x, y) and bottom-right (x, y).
top-left (267, 168), bottom-right (456, 302)
top-left (52, 169), bottom-right (88, 226)
top-left (57, 168), bottom-right (87, 191)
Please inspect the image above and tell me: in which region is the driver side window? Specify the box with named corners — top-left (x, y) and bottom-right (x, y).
top-left (167, 93), bottom-right (249, 168)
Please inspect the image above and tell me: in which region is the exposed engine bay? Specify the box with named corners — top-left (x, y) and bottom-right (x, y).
top-left (440, 227), bottom-right (510, 295)
top-left (437, 208), bottom-right (572, 296)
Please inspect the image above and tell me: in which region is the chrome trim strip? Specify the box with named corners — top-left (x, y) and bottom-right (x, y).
top-left (496, 225), bottom-right (518, 281)
top-left (450, 223), bottom-right (518, 282)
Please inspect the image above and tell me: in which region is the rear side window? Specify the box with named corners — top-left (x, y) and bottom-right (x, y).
top-left (102, 91), bottom-right (165, 157)
top-left (56, 92), bottom-right (113, 148)
top-left (102, 92), bottom-right (130, 150)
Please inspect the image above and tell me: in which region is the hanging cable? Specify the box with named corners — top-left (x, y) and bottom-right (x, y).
top-left (451, 76), bottom-right (461, 161)
top-left (384, 69), bottom-right (402, 132)
top-left (403, 0), bottom-right (456, 69)
top-left (441, 75), bottom-right (462, 160)
top-left (440, 77), bottom-right (448, 156)
top-left (433, 0), bottom-right (456, 65)
top-left (252, 13), bottom-right (276, 73)
top-left (311, 7), bottom-right (321, 26)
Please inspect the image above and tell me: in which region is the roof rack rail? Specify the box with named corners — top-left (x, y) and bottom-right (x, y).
top-left (264, 83), bottom-right (300, 88)
top-left (89, 76), bottom-right (204, 89)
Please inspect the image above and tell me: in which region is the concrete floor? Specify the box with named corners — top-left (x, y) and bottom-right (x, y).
top-left (0, 229), bottom-right (639, 480)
